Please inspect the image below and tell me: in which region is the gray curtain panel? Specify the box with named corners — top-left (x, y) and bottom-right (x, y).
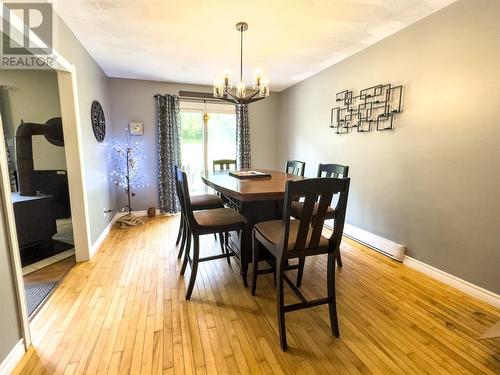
top-left (236, 104), bottom-right (251, 169)
top-left (156, 94), bottom-right (181, 213)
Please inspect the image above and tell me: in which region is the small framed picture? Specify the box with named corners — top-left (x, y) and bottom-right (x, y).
top-left (129, 122), bottom-right (143, 135)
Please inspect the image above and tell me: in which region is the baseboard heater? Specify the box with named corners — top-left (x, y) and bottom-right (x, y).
top-left (339, 223), bottom-right (406, 262)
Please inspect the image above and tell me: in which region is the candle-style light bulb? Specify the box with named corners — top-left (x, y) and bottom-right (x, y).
top-left (253, 68), bottom-right (263, 89)
top-left (236, 81), bottom-right (246, 98)
top-left (223, 69), bottom-right (232, 90)
top-left (258, 78), bottom-right (269, 97)
top-left (213, 79), bottom-right (224, 98)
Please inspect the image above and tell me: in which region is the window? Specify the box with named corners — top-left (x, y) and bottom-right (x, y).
top-left (180, 101), bottom-right (236, 194)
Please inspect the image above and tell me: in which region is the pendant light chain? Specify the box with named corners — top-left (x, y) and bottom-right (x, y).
top-left (240, 27), bottom-right (243, 83)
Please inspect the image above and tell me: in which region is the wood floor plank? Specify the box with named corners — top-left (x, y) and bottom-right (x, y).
top-left (13, 215), bottom-right (500, 375)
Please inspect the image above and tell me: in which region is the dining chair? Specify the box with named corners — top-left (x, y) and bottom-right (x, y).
top-left (285, 160), bottom-right (305, 177)
top-left (211, 159), bottom-right (237, 243)
top-left (251, 177), bottom-right (350, 350)
top-left (290, 163), bottom-right (349, 282)
top-left (173, 165), bottom-right (225, 260)
top-left (213, 159), bottom-right (236, 171)
top-left (176, 167), bottom-right (248, 299)
top-left (283, 160), bottom-right (306, 271)
top-left (291, 164), bottom-right (349, 218)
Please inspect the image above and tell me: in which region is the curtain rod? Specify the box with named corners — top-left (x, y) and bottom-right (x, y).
top-left (153, 95), bottom-right (224, 104)
top-left (178, 90), bottom-right (214, 99)
top-left (178, 96), bottom-right (225, 104)
top-left (154, 91), bottom-right (231, 105)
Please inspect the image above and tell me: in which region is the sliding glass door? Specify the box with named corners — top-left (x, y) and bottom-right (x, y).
top-left (206, 112), bottom-right (236, 169)
top-left (179, 109), bottom-right (204, 194)
top-left (180, 102), bottom-right (236, 194)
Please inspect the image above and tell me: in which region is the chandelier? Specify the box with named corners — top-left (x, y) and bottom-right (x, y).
top-left (213, 22), bottom-right (270, 105)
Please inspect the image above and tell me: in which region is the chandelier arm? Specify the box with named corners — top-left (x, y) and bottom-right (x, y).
top-left (245, 89), bottom-right (260, 101)
top-left (219, 96), bottom-right (239, 104)
top-left (224, 89), bottom-right (240, 104)
top-left (244, 96), bottom-right (267, 104)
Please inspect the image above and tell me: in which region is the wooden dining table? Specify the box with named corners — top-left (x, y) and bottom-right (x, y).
top-left (201, 169), bottom-right (305, 286)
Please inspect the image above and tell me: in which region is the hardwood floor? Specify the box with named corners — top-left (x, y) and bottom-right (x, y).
top-left (24, 256), bottom-right (76, 285)
top-left (13, 215), bottom-right (500, 374)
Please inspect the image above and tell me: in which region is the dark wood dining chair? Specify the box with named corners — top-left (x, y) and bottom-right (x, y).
top-left (285, 160), bottom-right (305, 177)
top-left (317, 163), bottom-right (349, 179)
top-left (211, 159), bottom-right (236, 243)
top-left (291, 164), bottom-right (349, 218)
top-left (251, 177), bottom-right (350, 350)
top-left (213, 159), bottom-right (236, 171)
top-left (173, 165), bottom-right (225, 260)
top-left (290, 163), bottom-right (349, 282)
top-left (176, 167), bottom-right (248, 299)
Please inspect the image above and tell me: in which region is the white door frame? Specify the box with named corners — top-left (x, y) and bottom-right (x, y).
top-left (0, 118), bottom-right (31, 349)
top-left (57, 67), bottom-right (93, 262)
top-left (0, 10), bottom-right (92, 350)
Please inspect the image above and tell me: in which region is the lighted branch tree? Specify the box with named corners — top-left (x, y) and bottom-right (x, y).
top-left (109, 130), bottom-right (147, 228)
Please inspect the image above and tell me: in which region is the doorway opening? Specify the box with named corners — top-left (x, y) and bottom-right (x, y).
top-left (180, 101), bottom-right (236, 194)
top-left (1, 69), bottom-right (75, 319)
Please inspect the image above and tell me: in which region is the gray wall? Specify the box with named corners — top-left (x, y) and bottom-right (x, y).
top-left (0, 70), bottom-right (66, 171)
top-left (0, 12), bottom-right (117, 364)
top-left (108, 78), bottom-right (280, 211)
top-left (278, 0), bottom-right (500, 293)
top-left (0, 197), bottom-right (22, 363)
top-left (52, 15), bottom-right (116, 243)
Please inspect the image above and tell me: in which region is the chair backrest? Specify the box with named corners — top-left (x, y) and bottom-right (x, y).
top-left (280, 177), bottom-right (350, 254)
top-left (172, 164), bottom-right (181, 201)
top-left (175, 167), bottom-right (197, 227)
top-left (285, 160), bottom-right (305, 177)
top-left (213, 159), bottom-right (236, 171)
top-left (317, 163), bottom-right (349, 178)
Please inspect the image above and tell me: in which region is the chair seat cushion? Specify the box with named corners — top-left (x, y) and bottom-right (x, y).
top-left (194, 208), bottom-right (246, 230)
top-left (191, 194), bottom-right (224, 210)
top-left (290, 202), bottom-right (335, 219)
top-left (254, 220), bottom-right (329, 250)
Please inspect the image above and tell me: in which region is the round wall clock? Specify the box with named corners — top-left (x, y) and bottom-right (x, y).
top-left (91, 100), bottom-right (106, 142)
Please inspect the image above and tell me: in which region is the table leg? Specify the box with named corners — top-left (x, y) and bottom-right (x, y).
top-left (227, 199), bottom-right (282, 287)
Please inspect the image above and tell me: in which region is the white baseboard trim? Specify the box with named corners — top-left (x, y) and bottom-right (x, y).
top-left (0, 339), bottom-right (25, 375)
top-left (90, 215), bottom-right (118, 257)
top-left (403, 256), bottom-right (500, 308)
top-left (115, 208), bottom-right (162, 219)
top-left (343, 223), bottom-right (406, 262)
top-left (342, 224), bottom-right (499, 308)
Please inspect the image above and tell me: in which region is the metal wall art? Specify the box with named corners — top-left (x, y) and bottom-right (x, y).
top-left (91, 100), bottom-right (106, 142)
top-left (330, 84), bottom-right (403, 134)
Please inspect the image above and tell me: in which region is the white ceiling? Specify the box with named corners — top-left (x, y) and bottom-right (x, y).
top-left (52, 0), bottom-right (456, 91)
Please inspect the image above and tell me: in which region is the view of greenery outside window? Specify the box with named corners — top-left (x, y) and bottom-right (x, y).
top-left (180, 108), bottom-right (236, 194)
top-left (180, 111), bottom-right (204, 194)
top-left (207, 112), bottom-right (236, 169)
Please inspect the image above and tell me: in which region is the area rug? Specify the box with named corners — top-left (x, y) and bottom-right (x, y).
top-left (24, 281), bottom-right (58, 317)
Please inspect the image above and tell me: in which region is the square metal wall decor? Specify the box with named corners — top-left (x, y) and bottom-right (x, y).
top-left (330, 84), bottom-right (403, 134)
top-left (129, 122), bottom-right (144, 135)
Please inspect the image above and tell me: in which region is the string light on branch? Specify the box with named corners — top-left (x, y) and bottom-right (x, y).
top-left (109, 129), bottom-right (148, 215)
